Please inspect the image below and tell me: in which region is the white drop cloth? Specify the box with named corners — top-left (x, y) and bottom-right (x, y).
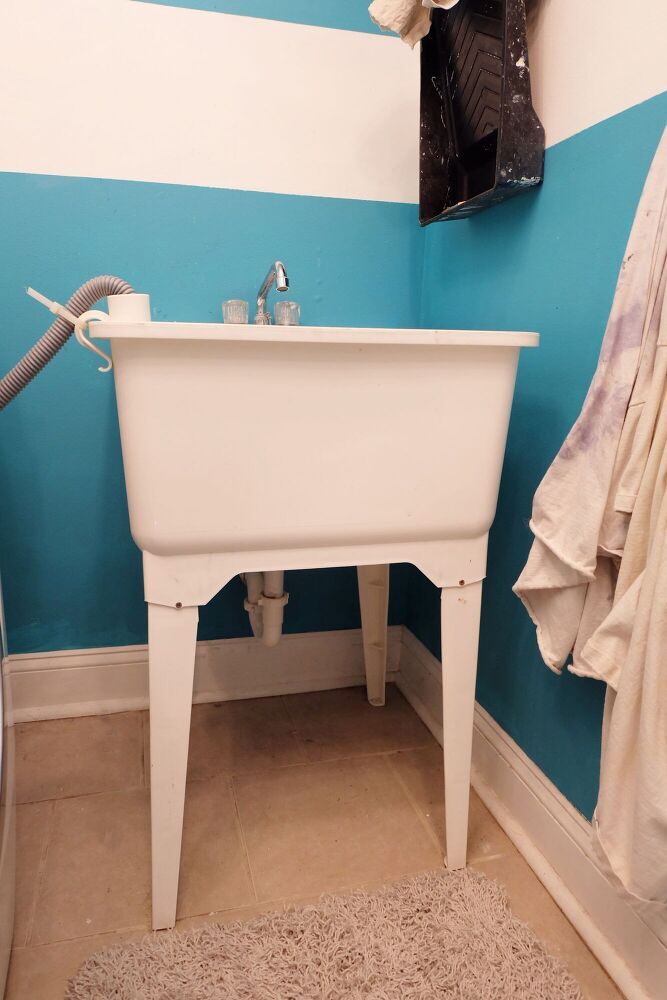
top-left (515, 128), bottom-right (667, 903)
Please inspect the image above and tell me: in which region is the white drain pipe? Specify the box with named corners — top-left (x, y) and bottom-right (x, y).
top-left (243, 572), bottom-right (264, 640)
top-left (243, 571), bottom-right (288, 647)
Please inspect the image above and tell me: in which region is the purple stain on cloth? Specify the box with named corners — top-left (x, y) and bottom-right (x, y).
top-left (558, 302), bottom-right (645, 461)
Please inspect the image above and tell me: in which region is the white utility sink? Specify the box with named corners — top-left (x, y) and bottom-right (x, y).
top-left (92, 293), bottom-right (538, 930)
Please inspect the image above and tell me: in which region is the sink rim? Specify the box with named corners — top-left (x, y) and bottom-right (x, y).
top-left (94, 322), bottom-right (539, 348)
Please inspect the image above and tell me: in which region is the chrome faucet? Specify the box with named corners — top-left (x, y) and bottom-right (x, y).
top-left (254, 261), bottom-right (289, 324)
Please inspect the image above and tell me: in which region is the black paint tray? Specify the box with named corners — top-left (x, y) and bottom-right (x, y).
top-left (420, 0), bottom-right (544, 224)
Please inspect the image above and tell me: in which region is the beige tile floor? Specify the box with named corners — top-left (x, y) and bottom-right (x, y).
top-left (7, 685), bottom-right (621, 999)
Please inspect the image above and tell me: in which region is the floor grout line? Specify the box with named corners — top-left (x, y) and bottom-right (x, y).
top-left (24, 798), bottom-right (57, 948)
top-left (383, 751), bottom-right (444, 856)
top-left (15, 783), bottom-right (148, 807)
top-left (16, 744), bottom-right (439, 808)
top-left (229, 776), bottom-right (259, 906)
top-left (13, 746), bottom-right (437, 805)
top-left (225, 741), bottom-right (437, 778)
top-left (15, 921), bottom-right (151, 953)
top-left (146, 742), bottom-right (438, 793)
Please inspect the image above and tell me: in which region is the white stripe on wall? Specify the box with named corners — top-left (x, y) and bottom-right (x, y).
top-left (529, 0), bottom-right (666, 149)
top-left (0, 0), bottom-right (665, 202)
top-left (0, 0), bottom-right (419, 203)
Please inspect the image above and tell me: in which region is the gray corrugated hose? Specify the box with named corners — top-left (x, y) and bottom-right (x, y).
top-left (0, 275), bottom-right (135, 410)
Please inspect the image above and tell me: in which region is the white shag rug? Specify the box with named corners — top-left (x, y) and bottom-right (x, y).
top-left (66, 869), bottom-right (584, 999)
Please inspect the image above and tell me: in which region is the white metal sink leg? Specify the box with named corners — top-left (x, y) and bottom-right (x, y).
top-left (440, 580), bottom-right (483, 869)
top-left (357, 564), bottom-right (390, 706)
top-left (148, 602), bottom-right (199, 930)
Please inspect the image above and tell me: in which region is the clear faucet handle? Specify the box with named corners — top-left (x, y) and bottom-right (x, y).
top-left (274, 300), bottom-right (300, 326)
top-left (222, 299), bottom-right (249, 324)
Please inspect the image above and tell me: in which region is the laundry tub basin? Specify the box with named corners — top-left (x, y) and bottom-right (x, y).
top-left (98, 296), bottom-right (538, 559)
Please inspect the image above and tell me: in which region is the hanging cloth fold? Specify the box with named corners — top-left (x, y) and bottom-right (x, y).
top-left (514, 128), bottom-right (667, 904)
top-left (587, 294), bottom-right (667, 904)
top-left (514, 129), bottom-right (667, 676)
top-left (368, 0), bottom-right (459, 48)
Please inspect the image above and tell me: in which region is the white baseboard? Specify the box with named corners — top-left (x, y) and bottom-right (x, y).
top-left (6, 623), bottom-right (667, 998)
top-left (397, 627), bottom-right (667, 1000)
top-left (5, 626), bottom-right (402, 723)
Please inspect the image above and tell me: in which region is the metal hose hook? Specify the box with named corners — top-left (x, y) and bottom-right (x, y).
top-left (0, 275), bottom-right (135, 410)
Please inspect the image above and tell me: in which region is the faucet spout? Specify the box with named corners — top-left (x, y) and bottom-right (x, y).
top-left (255, 261), bottom-right (289, 324)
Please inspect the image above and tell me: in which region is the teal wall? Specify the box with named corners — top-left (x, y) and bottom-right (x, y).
top-left (0, 176), bottom-right (422, 653)
top-left (407, 93), bottom-right (667, 818)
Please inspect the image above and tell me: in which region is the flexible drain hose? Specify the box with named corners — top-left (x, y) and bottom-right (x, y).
top-left (0, 275), bottom-right (135, 410)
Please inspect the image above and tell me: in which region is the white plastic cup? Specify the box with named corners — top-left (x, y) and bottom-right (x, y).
top-left (222, 299), bottom-right (249, 324)
top-left (274, 300), bottom-right (300, 326)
